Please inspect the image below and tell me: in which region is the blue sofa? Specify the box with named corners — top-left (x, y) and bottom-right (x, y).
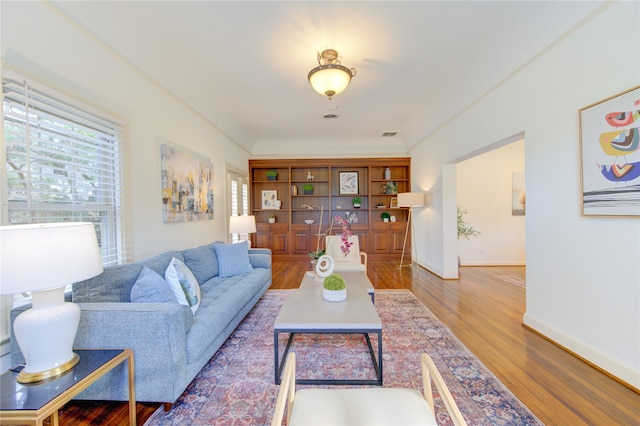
top-left (11, 241), bottom-right (272, 405)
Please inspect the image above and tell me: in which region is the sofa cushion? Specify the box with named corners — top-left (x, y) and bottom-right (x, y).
top-left (214, 241), bottom-right (253, 278)
top-left (165, 257), bottom-right (201, 314)
top-left (183, 245), bottom-right (218, 283)
top-left (73, 262), bottom-right (143, 303)
top-left (130, 267), bottom-right (177, 303)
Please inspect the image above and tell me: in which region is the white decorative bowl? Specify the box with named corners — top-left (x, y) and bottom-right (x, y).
top-left (304, 219), bottom-right (315, 224)
top-left (323, 288), bottom-right (347, 302)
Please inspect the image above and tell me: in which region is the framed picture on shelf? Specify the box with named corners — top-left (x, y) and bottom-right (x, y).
top-left (390, 197), bottom-right (398, 208)
top-left (261, 190), bottom-right (278, 209)
top-left (339, 171), bottom-right (359, 194)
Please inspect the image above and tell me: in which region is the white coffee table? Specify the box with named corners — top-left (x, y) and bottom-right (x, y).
top-left (274, 271), bottom-right (382, 385)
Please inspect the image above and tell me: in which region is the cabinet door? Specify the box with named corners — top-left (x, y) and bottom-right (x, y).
top-left (255, 232), bottom-right (271, 249)
top-left (291, 229), bottom-right (311, 254)
top-left (271, 230), bottom-right (289, 254)
top-left (371, 229), bottom-right (390, 253)
top-left (390, 224), bottom-right (408, 253)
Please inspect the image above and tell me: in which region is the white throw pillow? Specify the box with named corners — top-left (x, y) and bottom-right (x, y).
top-left (165, 257), bottom-right (201, 314)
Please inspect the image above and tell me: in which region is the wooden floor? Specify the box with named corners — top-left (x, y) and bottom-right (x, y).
top-left (48, 260), bottom-right (639, 425)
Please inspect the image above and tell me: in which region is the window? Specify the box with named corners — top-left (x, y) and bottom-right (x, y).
top-left (227, 166), bottom-right (249, 243)
top-left (3, 73), bottom-right (125, 267)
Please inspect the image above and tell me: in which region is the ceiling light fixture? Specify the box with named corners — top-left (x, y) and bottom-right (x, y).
top-left (308, 49), bottom-right (356, 100)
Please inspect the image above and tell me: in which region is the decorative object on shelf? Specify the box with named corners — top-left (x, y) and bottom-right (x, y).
top-left (579, 85), bottom-right (640, 216)
top-left (339, 171), bottom-right (358, 194)
top-left (160, 144), bottom-right (214, 223)
top-left (229, 215), bottom-right (256, 248)
top-left (398, 192), bottom-right (425, 269)
top-left (303, 184), bottom-right (314, 194)
top-left (345, 211), bottom-right (357, 224)
top-left (377, 202), bottom-right (385, 208)
top-left (0, 222), bottom-right (103, 383)
top-left (390, 197), bottom-right (398, 208)
top-left (352, 196), bottom-right (362, 208)
top-left (384, 167), bottom-right (391, 180)
top-left (304, 219), bottom-right (315, 225)
top-left (262, 190), bottom-right (278, 209)
top-left (306, 171), bottom-right (315, 181)
top-left (381, 212), bottom-right (390, 222)
top-left (275, 200), bottom-right (282, 209)
top-left (390, 215), bottom-right (397, 222)
top-left (300, 204), bottom-right (320, 209)
top-left (269, 215), bottom-right (276, 224)
top-left (322, 273), bottom-right (347, 302)
top-left (308, 49), bottom-right (356, 100)
top-left (385, 181), bottom-right (398, 194)
top-left (315, 255), bottom-right (335, 278)
top-left (291, 184), bottom-right (298, 195)
top-left (266, 170), bottom-right (278, 181)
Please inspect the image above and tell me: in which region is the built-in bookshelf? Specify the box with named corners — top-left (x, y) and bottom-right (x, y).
top-left (249, 158), bottom-right (411, 260)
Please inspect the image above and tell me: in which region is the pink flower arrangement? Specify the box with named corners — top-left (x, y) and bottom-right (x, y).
top-left (333, 215), bottom-right (352, 256)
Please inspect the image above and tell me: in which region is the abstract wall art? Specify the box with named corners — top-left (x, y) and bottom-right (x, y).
top-left (161, 144), bottom-right (214, 223)
top-left (580, 86), bottom-right (640, 216)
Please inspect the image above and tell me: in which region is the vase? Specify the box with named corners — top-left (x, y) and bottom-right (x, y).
top-left (269, 218), bottom-right (276, 224)
top-left (323, 288), bottom-right (347, 302)
top-left (384, 167), bottom-right (391, 180)
top-left (304, 190), bottom-right (313, 195)
top-left (353, 203), bottom-right (360, 208)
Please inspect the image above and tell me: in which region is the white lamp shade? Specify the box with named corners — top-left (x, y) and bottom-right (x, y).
top-left (229, 215), bottom-right (256, 234)
top-left (308, 65), bottom-right (353, 97)
top-left (397, 192), bottom-right (425, 208)
top-left (0, 222), bottom-right (104, 295)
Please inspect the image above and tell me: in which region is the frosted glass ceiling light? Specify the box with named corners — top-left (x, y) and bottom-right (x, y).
top-left (308, 49), bottom-right (356, 100)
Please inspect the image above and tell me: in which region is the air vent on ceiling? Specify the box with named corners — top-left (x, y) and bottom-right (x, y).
top-left (382, 131), bottom-right (398, 137)
top-left (323, 114), bottom-right (339, 120)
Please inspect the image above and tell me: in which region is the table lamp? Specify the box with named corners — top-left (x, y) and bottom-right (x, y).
top-left (229, 215), bottom-right (256, 248)
top-left (397, 192), bottom-right (424, 268)
top-left (0, 222), bottom-right (103, 383)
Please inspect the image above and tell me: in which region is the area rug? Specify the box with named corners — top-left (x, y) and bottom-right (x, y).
top-left (496, 275), bottom-right (526, 288)
top-left (145, 290), bottom-right (542, 425)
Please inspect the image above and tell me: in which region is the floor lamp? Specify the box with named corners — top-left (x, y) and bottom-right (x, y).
top-left (397, 192), bottom-right (424, 268)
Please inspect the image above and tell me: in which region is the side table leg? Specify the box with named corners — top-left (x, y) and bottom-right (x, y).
top-left (127, 352), bottom-right (137, 426)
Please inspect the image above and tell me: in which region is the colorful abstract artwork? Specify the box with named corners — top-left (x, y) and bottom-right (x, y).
top-left (580, 86), bottom-right (640, 216)
top-left (161, 144), bottom-right (214, 223)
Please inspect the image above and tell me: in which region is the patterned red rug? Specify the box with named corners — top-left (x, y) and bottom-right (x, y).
top-left (145, 290), bottom-right (542, 425)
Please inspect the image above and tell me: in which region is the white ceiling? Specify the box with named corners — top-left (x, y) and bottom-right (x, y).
top-left (50, 0), bottom-right (606, 153)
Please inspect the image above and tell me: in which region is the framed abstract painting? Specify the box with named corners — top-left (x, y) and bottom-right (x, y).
top-left (579, 86), bottom-right (640, 216)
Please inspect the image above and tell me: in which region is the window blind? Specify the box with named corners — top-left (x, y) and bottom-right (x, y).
top-left (3, 74), bottom-right (124, 266)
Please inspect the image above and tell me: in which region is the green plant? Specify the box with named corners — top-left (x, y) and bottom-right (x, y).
top-left (352, 196), bottom-right (362, 204)
top-left (381, 212), bottom-right (391, 220)
top-left (308, 249), bottom-right (325, 260)
top-left (323, 273), bottom-right (346, 290)
top-left (266, 170), bottom-right (278, 177)
top-left (303, 184), bottom-right (314, 191)
top-left (269, 214), bottom-right (275, 219)
top-left (457, 206), bottom-right (480, 239)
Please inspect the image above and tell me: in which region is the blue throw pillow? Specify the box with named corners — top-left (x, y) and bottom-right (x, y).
top-left (214, 241), bottom-right (253, 278)
top-left (130, 266), bottom-right (177, 303)
top-left (165, 257), bottom-right (201, 314)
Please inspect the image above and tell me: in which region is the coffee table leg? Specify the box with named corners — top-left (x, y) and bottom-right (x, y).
top-left (364, 332), bottom-right (383, 385)
top-left (274, 331), bottom-right (295, 384)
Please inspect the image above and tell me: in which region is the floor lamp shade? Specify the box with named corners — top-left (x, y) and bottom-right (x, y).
top-left (229, 215), bottom-right (256, 248)
top-left (0, 222), bottom-right (103, 383)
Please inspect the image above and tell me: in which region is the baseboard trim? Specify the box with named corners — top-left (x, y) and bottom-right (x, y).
top-left (523, 313), bottom-right (640, 393)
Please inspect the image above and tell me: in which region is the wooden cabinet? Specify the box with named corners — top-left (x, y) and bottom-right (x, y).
top-left (249, 158), bottom-right (411, 260)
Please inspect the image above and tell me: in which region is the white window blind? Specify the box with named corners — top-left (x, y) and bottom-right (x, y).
top-left (3, 74), bottom-right (124, 266)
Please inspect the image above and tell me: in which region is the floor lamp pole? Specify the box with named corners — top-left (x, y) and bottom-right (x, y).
top-left (398, 207), bottom-right (413, 268)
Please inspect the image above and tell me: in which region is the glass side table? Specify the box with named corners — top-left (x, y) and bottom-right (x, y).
top-left (0, 349), bottom-right (136, 426)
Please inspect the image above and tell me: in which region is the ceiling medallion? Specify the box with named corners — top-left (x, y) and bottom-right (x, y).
top-left (308, 49), bottom-right (356, 100)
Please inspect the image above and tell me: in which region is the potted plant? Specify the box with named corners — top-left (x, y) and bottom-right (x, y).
top-left (381, 211), bottom-right (391, 222)
top-left (322, 273), bottom-right (346, 302)
top-left (266, 170), bottom-right (278, 181)
top-left (303, 184), bottom-right (314, 195)
top-left (377, 202), bottom-right (384, 208)
top-left (268, 214), bottom-right (276, 224)
top-left (352, 196), bottom-right (362, 208)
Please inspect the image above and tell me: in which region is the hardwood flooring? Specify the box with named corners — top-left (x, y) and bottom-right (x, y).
top-left (43, 261), bottom-right (639, 425)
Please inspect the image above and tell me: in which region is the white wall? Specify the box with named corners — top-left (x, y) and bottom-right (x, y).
top-left (457, 140), bottom-right (526, 265)
top-left (411, 1), bottom-right (639, 387)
